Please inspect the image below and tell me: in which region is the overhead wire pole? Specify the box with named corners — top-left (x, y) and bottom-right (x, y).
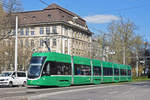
top-left (102, 34), bottom-right (106, 61)
top-left (15, 16), bottom-right (18, 72)
top-left (123, 46), bottom-right (126, 65)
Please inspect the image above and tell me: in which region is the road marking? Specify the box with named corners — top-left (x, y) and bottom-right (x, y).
top-left (130, 87), bottom-right (136, 90)
top-left (122, 91), bottom-right (130, 95)
top-left (5, 87), bottom-right (61, 94)
top-left (6, 91), bottom-right (26, 94)
top-left (4, 84), bottom-right (116, 94)
top-left (108, 91), bottom-right (118, 94)
top-left (30, 85), bottom-right (123, 99)
top-left (4, 85), bottom-right (100, 94)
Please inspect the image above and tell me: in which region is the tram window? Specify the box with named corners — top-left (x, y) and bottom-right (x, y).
top-left (121, 69), bottom-right (124, 76)
top-left (50, 62), bottom-right (71, 75)
top-left (114, 68), bottom-right (119, 76)
top-left (125, 70), bottom-right (127, 76)
top-left (128, 70), bottom-right (131, 76)
top-left (75, 64), bottom-right (91, 76)
top-left (30, 56), bottom-right (46, 64)
top-left (93, 66), bottom-right (101, 76)
top-left (42, 62), bottom-right (51, 76)
top-left (121, 69), bottom-right (127, 76)
top-left (103, 67), bottom-right (113, 76)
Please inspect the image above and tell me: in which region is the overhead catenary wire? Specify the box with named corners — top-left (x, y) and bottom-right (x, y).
top-left (100, 4), bottom-right (147, 14)
top-left (39, 0), bottom-right (49, 6)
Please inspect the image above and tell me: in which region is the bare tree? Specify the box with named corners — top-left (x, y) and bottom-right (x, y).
top-left (0, 0), bottom-right (23, 41)
top-left (107, 17), bottom-right (137, 64)
top-left (132, 35), bottom-right (143, 76)
top-left (0, 38), bottom-right (33, 72)
top-left (0, 0), bottom-right (23, 72)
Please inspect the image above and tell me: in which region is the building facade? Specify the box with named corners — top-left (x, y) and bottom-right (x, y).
top-left (0, 3), bottom-right (93, 72)
top-left (14, 3), bottom-right (93, 57)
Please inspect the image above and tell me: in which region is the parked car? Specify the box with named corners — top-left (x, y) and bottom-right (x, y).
top-left (0, 71), bottom-right (27, 87)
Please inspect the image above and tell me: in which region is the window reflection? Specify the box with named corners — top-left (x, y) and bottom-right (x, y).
top-left (42, 61), bottom-right (71, 76)
top-left (75, 64), bottom-right (91, 76)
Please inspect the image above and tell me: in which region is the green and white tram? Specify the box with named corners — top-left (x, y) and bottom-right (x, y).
top-left (27, 52), bottom-right (132, 87)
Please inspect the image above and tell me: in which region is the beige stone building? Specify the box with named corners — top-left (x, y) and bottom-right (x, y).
top-left (1, 3), bottom-right (93, 57)
top-left (0, 4), bottom-right (94, 71)
top-left (13, 3), bottom-right (93, 57)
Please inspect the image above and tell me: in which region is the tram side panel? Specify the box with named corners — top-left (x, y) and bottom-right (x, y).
top-left (92, 59), bottom-right (102, 84)
top-left (51, 53), bottom-right (72, 87)
top-left (73, 56), bottom-right (91, 85)
top-left (119, 64), bottom-right (127, 82)
top-left (27, 52), bottom-right (132, 87)
top-left (102, 62), bottom-right (114, 83)
top-left (113, 64), bottom-right (120, 83)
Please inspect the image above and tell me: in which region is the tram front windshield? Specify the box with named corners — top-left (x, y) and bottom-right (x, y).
top-left (28, 56), bottom-right (46, 79)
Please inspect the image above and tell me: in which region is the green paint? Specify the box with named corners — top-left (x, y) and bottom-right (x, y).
top-left (73, 56), bottom-right (91, 66)
top-left (27, 52), bottom-right (132, 87)
top-left (92, 59), bottom-right (101, 67)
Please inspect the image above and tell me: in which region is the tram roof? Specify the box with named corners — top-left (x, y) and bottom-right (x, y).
top-left (31, 52), bottom-right (131, 69)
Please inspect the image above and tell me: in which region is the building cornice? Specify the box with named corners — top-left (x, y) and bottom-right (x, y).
top-left (18, 21), bottom-right (93, 35)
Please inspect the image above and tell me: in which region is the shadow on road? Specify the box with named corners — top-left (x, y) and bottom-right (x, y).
top-left (27, 83), bottom-right (96, 89)
top-left (130, 80), bottom-right (150, 88)
top-left (27, 86), bottom-right (60, 89)
top-left (0, 85), bottom-right (21, 88)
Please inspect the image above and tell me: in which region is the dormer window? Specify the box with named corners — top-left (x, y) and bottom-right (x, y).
top-left (48, 14), bottom-right (51, 18)
top-left (62, 15), bottom-right (64, 18)
top-left (23, 17), bottom-right (26, 20)
top-left (32, 16), bottom-right (36, 18)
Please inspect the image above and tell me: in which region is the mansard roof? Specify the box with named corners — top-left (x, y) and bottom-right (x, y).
top-left (12, 3), bottom-right (92, 35)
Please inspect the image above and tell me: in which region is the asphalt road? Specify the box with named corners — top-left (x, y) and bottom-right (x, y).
top-left (1, 81), bottom-right (150, 100)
